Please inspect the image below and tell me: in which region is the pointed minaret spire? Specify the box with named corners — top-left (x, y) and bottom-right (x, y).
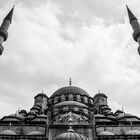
top-left (4, 5), bottom-right (15, 23)
top-left (127, 6), bottom-right (140, 55)
top-left (0, 6), bottom-right (14, 55)
top-left (126, 5), bottom-right (137, 23)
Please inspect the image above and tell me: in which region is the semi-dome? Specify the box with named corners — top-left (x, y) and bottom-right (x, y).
top-left (125, 129), bottom-right (140, 135)
top-left (98, 131), bottom-right (114, 135)
top-left (55, 101), bottom-right (88, 108)
top-left (53, 130), bottom-right (88, 140)
top-left (0, 130), bottom-right (16, 135)
top-left (51, 86), bottom-right (89, 98)
top-left (27, 131), bottom-right (42, 135)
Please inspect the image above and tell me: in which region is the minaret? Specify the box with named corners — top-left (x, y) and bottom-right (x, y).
top-left (0, 6), bottom-right (14, 55)
top-left (126, 5), bottom-right (140, 55)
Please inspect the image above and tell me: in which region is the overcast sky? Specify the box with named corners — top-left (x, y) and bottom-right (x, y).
top-left (0, 0), bottom-right (140, 117)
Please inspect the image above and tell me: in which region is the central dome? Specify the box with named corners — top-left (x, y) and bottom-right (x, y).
top-left (51, 86), bottom-right (89, 98)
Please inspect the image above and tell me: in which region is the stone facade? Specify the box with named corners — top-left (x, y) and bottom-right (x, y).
top-left (0, 86), bottom-right (140, 140)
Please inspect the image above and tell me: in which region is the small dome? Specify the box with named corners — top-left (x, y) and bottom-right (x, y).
top-left (0, 130), bottom-right (16, 135)
top-left (116, 113), bottom-right (133, 119)
top-left (27, 131), bottom-right (42, 135)
top-left (125, 130), bottom-right (140, 135)
top-left (53, 131), bottom-right (88, 140)
top-left (98, 131), bottom-right (114, 135)
top-left (35, 93), bottom-right (48, 99)
top-left (19, 110), bottom-right (27, 116)
top-left (94, 93), bottom-right (107, 98)
top-left (51, 86), bottom-right (89, 98)
top-left (114, 110), bottom-right (123, 116)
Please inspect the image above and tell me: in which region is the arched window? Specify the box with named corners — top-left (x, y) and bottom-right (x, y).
top-left (65, 95), bottom-right (69, 101)
top-left (73, 95), bottom-right (77, 101)
top-left (81, 96), bottom-right (84, 103)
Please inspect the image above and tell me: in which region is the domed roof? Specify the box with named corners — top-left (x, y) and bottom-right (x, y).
top-left (53, 131), bottom-right (88, 140)
top-left (27, 131), bottom-right (42, 135)
top-left (51, 86), bottom-right (89, 98)
top-left (35, 93), bottom-right (48, 99)
top-left (116, 113), bottom-right (133, 119)
top-left (114, 109), bottom-right (123, 115)
top-left (19, 109), bottom-right (27, 115)
top-left (94, 93), bottom-right (107, 98)
top-left (1, 114), bottom-right (24, 121)
top-left (0, 130), bottom-right (16, 135)
top-left (125, 130), bottom-right (140, 135)
top-left (98, 131), bottom-right (114, 135)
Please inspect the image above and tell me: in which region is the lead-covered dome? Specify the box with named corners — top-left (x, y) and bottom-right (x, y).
top-left (125, 130), bottom-right (140, 135)
top-left (0, 130), bottom-right (16, 135)
top-left (27, 131), bottom-right (43, 135)
top-left (98, 131), bottom-right (114, 135)
top-left (53, 129), bottom-right (88, 140)
top-left (51, 86), bottom-right (89, 98)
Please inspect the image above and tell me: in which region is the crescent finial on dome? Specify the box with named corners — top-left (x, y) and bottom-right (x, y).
top-left (69, 78), bottom-right (72, 86)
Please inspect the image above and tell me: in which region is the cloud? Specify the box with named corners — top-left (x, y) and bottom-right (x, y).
top-left (0, 0), bottom-right (139, 117)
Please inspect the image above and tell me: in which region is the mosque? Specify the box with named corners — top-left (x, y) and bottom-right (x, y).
top-left (0, 5), bottom-right (140, 140)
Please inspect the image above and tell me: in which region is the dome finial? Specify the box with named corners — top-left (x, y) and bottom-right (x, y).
top-left (69, 78), bottom-right (72, 86)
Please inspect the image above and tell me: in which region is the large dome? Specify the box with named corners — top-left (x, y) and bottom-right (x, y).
top-left (51, 86), bottom-right (89, 98)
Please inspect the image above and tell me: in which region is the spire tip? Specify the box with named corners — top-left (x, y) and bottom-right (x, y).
top-left (126, 5), bottom-right (137, 23)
